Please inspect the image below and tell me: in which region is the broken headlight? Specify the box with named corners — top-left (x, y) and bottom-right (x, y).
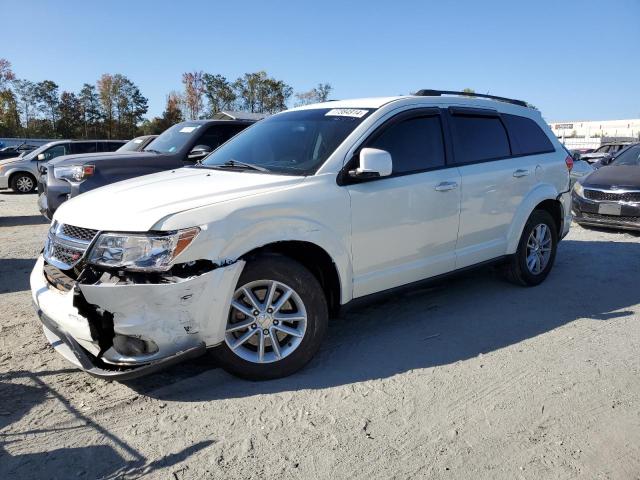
top-left (87, 227), bottom-right (199, 271)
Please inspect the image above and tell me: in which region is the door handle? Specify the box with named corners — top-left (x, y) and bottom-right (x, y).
top-left (434, 181), bottom-right (458, 192)
top-left (513, 169), bottom-right (530, 178)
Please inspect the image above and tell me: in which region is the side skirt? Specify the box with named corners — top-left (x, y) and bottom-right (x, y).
top-left (338, 255), bottom-right (511, 316)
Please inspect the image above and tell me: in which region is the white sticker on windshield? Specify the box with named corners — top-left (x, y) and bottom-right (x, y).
top-left (325, 109), bottom-right (369, 118)
top-left (179, 126), bottom-right (198, 133)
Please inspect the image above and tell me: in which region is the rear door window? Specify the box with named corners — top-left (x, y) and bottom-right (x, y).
top-left (450, 115), bottom-right (510, 163)
top-left (368, 115), bottom-right (446, 174)
top-left (502, 114), bottom-right (554, 155)
top-left (71, 142), bottom-right (97, 154)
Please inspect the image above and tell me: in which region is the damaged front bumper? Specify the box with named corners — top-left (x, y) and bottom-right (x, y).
top-left (30, 256), bottom-right (244, 380)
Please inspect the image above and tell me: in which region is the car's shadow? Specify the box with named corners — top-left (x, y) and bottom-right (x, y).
top-left (0, 215), bottom-right (48, 227)
top-left (126, 238), bottom-right (640, 400)
top-left (0, 372), bottom-right (214, 479)
top-left (0, 259), bottom-right (37, 294)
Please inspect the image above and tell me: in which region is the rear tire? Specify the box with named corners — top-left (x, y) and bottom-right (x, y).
top-left (503, 210), bottom-right (558, 286)
top-left (10, 173), bottom-right (36, 194)
top-left (212, 255), bottom-right (328, 380)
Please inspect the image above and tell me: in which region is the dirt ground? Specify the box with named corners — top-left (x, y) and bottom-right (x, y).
top-left (1, 190), bottom-right (639, 480)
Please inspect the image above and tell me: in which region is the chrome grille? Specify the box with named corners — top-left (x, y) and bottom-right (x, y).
top-left (62, 224), bottom-right (99, 242)
top-left (584, 189), bottom-right (640, 203)
top-left (44, 222), bottom-right (99, 270)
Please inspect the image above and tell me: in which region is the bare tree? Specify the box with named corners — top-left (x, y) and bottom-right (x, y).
top-left (0, 58), bottom-right (15, 91)
top-left (182, 71), bottom-right (205, 120)
top-left (295, 83), bottom-right (333, 106)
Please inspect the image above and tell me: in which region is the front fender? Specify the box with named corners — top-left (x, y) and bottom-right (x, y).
top-left (505, 183), bottom-right (561, 254)
top-left (219, 216), bottom-right (353, 304)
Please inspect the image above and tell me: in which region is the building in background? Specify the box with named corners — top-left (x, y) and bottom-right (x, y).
top-left (548, 119), bottom-right (640, 149)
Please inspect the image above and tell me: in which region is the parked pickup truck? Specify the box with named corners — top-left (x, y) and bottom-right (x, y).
top-left (38, 120), bottom-right (255, 218)
top-left (31, 91), bottom-right (572, 381)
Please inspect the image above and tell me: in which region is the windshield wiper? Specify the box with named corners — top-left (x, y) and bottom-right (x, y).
top-left (144, 148), bottom-right (163, 154)
top-left (210, 160), bottom-right (269, 172)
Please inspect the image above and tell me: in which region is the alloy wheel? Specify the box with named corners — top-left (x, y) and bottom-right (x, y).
top-left (525, 223), bottom-right (552, 275)
top-left (225, 279), bottom-right (307, 364)
top-left (16, 176), bottom-right (34, 193)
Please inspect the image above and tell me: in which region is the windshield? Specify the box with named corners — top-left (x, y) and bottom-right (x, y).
top-left (201, 108), bottom-right (373, 175)
top-left (144, 123), bottom-right (202, 154)
top-left (22, 142), bottom-right (57, 161)
top-left (611, 144), bottom-right (640, 166)
top-left (118, 137), bottom-right (147, 152)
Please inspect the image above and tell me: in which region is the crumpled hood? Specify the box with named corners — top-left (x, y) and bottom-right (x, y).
top-left (53, 167), bottom-right (306, 231)
top-left (49, 151), bottom-right (157, 167)
top-left (583, 165), bottom-right (640, 189)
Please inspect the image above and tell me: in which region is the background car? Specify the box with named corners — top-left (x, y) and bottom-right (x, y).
top-left (572, 143), bottom-right (640, 231)
top-left (0, 143), bottom-right (38, 160)
top-left (592, 142), bottom-right (640, 169)
top-left (0, 139), bottom-right (126, 193)
top-left (579, 142), bottom-right (635, 163)
top-left (569, 147), bottom-right (594, 160)
top-left (38, 119), bottom-right (256, 218)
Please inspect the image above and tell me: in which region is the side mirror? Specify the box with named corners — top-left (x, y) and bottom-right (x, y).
top-left (37, 153), bottom-right (46, 161)
top-left (349, 148), bottom-right (393, 179)
top-left (602, 153), bottom-right (614, 165)
top-left (187, 144), bottom-right (212, 161)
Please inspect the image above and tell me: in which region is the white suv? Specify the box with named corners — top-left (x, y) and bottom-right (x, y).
top-left (30, 90), bottom-right (573, 381)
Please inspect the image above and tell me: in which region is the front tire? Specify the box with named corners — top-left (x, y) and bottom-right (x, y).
top-left (212, 255), bottom-right (328, 380)
top-left (10, 173), bottom-right (36, 194)
top-left (503, 210), bottom-right (558, 286)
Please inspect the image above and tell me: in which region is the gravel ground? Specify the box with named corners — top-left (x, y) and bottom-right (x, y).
top-left (1, 190), bottom-right (640, 480)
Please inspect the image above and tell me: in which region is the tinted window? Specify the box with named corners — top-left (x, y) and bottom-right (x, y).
top-left (502, 114), bottom-right (554, 155)
top-left (369, 116), bottom-right (445, 174)
top-left (197, 125), bottom-right (247, 151)
top-left (451, 115), bottom-right (510, 163)
top-left (71, 142), bottom-right (97, 154)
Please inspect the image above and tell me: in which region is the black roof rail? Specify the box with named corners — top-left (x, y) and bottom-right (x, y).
top-left (414, 89), bottom-right (528, 108)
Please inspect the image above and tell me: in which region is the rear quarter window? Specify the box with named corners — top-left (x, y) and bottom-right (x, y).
top-left (450, 115), bottom-right (510, 163)
top-left (502, 114), bottom-right (554, 156)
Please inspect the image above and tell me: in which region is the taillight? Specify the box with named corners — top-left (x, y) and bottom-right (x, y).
top-left (565, 155), bottom-right (574, 171)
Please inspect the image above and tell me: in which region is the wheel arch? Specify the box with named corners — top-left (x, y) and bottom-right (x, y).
top-left (9, 169), bottom-right (36, 184)
top-left (506, 184), bottom-right (564, 254)
top-left (239, 240), bottom-right (344, 317)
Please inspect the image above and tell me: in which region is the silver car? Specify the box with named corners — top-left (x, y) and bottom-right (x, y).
top-left (0, 140), bottom-right (125, 193)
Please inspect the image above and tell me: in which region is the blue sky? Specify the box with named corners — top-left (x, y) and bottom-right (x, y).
top-left (1, 0), bottom-right (638, 121)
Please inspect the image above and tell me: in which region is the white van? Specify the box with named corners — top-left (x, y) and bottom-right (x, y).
top-left (31, 90), bottom-right (573, 380)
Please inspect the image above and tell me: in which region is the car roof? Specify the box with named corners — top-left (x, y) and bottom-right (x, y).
top-left (290, 94), bottom-right (539, 117)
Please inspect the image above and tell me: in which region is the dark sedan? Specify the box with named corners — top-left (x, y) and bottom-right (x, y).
top-left (572, 143), bottom-right (640, 231)
top-left (38, 120), bottom-right (254, 219)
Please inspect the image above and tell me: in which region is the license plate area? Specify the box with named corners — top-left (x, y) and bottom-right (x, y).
top-left (598, 203), bottom-right (622, 216)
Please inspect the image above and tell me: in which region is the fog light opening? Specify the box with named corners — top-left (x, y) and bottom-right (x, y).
top-left (113, 335), bottom-right (159, 356)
